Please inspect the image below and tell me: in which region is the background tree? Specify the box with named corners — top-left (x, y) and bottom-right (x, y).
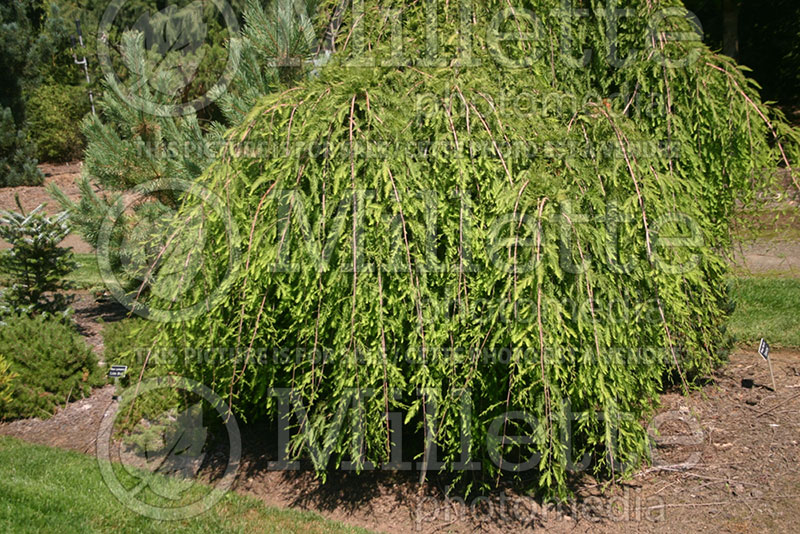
top-left (52, 0), bottom-right (317, 252)
top-left (0, 0), bottom-right (44, 185)
top-left (685, 0), bottom-right (800, 111)
top-left (49, 0), bottom-right (317, 304)
top-left (25, 1), bottom-right (97, 162)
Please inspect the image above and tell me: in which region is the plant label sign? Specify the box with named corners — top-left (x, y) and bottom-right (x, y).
top-left (759, 338), bottom-right (777, 391)
top-left (108, 365), bottom-right (128, 378)
top-left (758, 338), bottom-right (770, 361)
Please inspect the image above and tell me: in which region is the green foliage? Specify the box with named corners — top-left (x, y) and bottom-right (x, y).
top-left (0, 355), bottom-right (17, 408)
top-left (86, 29), bottom-right (218, 190)
top-left (20, 0), bottom-right (98, 163)
top-left (0, 0), bottom-right (39, 118)
top-left (98, 0), bottom-right (242, 111)
top-left (0, 1), bottom-right (43, 182)
top-left (27, 1), bottom-right (96, 89)
top-left (143, 0), bottom-right (798, 498)
top-left (63, 252), bottom-right (103, 288)
top-left (50, 29), bottom-right (220, 257)
top-left (53, 0), bottom-right (315, 259)
top-left (213, 0), bottom-right (316, 124)
top-left (103, 318), bottom-right (186, 434)
top-left (0, 314), bottom-right (102, 420)
top-left (0, 108), bottom-right (43, 186)
top-left (0, 202), bottom-right (76, 316)
top-left (103, 318), bottom-right (161, 389)
top-left (26, 84), bottom-right (89, 162)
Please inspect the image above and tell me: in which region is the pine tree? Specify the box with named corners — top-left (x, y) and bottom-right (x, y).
top-left (51, 0), bottom-right (318, 257)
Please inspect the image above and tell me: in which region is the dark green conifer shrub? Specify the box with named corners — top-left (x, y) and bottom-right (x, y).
top-left (0, 202), bottom-right (76, 317)
top-left (0, 314), bottom-right (102, 420)
top-left (0, 108), bottom-right (42, 187)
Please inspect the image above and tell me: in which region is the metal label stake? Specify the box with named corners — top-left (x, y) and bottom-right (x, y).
top-left (758, 338), bottom-right (776, 391)
top-left (108, 365), bottom-right (128, 400)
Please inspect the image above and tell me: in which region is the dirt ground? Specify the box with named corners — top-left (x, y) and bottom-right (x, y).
top-left (71, 290), bottom-right (130, 357)
top-left (733, 240), bottom-right (800, 275)
top-left (1, 163), bottom-right (800, 533)
top-left (229, 349), bottom-right (800, 534)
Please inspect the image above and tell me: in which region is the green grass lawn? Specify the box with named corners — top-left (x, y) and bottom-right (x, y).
top-left (0, 436), bottom-right (371, 534)
top-left (729, 276), bottom-right (800, 348)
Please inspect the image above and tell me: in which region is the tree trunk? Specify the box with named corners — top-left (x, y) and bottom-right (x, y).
top-left (723, 0), bottom-right (740, 59)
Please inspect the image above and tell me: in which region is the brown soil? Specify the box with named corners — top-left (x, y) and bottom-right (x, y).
top-left (2, 349), bottom-right (800, 534)
top-left (733, 240), bottom-right (800, 276)
top-left (0, 385), bottom-right (116, 455)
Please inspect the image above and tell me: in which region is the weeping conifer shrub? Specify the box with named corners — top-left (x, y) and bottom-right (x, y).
top-left (146, 0), bottom-right (797, 497)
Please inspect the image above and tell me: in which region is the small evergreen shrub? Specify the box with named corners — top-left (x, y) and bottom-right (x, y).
top-left (0, 314), bottom-right (102, 420)
top-left (0, 201), bottom-right (76, 317)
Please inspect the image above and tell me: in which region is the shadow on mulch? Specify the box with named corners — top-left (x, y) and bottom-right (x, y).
top-left (72, 294), bottom-right (128, 330)
top-left (196, 416), bottom-right (569, 521)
